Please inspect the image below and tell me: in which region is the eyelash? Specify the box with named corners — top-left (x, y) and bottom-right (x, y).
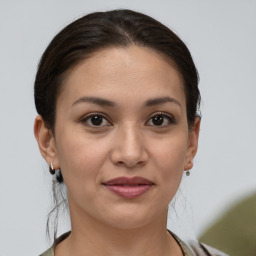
top-left (80, 112), bottom-right (175, 128)
top-left (80, 112), bottom-right (111, 128)
top-left (146, 112), bottom-right (175, 127)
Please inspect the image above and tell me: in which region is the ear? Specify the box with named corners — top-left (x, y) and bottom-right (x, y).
top-left (185, 117), bottom-right (201, 168)
top-left (34, 115), bottom-right (59, 168)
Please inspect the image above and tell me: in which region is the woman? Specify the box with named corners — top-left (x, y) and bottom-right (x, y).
top-left (34, 9), bottom-right (227, 256)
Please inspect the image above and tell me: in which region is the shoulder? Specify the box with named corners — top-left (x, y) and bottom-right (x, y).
top-left (39, 246), bottom-right (54, 256)
top-left (39, 232), bottom-right (70, 256)
top-left (169, 230), bottom-right (228, 256)
top-left (186, 239), bottom-right (229, 256)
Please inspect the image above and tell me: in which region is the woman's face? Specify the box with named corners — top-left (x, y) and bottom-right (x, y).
top-left (41, 46), bottom-right (199, 229)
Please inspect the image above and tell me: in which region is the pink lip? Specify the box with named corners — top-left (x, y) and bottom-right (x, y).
top-left (103, 176), bottom-right (154, 199)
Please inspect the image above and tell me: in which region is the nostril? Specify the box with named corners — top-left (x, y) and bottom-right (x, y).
top-left (116, 161), bottom-right (125, 166)
top-left (115, 160), bottom-right (146, 168)
top-left (110, 144), bottom-right (149, 168)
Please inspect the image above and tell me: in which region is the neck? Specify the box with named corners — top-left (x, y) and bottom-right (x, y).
top-left (55, 204), bottom-right (183, 256)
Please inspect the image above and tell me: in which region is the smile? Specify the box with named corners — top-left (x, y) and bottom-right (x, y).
top-left (102, 176), bottom-right (154, 199)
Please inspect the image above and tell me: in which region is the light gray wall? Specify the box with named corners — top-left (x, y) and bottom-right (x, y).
top-left (0, 1), bottom-right (255, 255)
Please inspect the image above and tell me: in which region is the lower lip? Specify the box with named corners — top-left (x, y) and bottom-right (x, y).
top-left (104, 185), bottom-right (152, 199)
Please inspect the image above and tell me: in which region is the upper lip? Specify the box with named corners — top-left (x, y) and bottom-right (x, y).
top-left (103, 176), bottom-right (154, 186)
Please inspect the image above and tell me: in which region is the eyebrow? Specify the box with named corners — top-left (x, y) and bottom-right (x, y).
top-left (144, 97), bottom-right (182, 109)
top-left (72, 96), bottom-right (117, 107)
top-left (72, 96), bottom-right (181, 109)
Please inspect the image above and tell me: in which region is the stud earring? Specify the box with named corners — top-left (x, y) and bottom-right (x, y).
top-left (49, 163), bottom-right (55, 175)
top-left (186, 162), bottom-right (192, 176)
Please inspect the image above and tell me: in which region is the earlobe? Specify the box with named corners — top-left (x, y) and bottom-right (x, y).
top-left (34, 115), bottom-right (59, 167)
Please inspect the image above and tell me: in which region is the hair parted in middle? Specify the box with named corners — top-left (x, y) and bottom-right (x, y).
top-left (34, 9), bottom-right (200, 132)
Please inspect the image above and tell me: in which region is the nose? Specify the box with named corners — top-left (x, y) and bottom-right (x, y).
top-left (110, 124), bottom-right (149, 168)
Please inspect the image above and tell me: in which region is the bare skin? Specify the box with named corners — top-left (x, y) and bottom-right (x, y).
top-left (34, 46), bottom-right (200, 256)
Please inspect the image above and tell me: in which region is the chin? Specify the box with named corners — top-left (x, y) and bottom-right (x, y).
top-left (100, 206), bottom-right (163, 230)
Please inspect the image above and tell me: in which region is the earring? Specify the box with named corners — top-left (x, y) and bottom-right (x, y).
top-left (49, 163), bottom-right (55, 175)
top-left (186, 162), bottom-right (191, 176)
top-left (56, 169), bottom-right (64, 183)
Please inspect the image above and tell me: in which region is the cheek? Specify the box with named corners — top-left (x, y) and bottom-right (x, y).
top-left (155, 134), bottom-right (187, 165)
top-left (55, 128), bottom-right (110, 187)
top-left (151, 133), bottom-right (188, 186)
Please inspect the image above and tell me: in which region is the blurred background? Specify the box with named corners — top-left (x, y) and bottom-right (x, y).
top-left (199, 192), bottom-right (256, 255)
top-left (0, 1), bottom-right (255, 255)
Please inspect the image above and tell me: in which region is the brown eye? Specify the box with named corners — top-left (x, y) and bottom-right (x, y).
top-left (146, 113), bottom-right (175, 127)
top-left (91, 115), bottom-right (103, 126)
top-left (82, 114), bottom-right (111, 127)
top-left (152, 115), bottom-right (164, 126)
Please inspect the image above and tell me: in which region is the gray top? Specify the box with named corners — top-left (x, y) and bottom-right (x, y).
top-left (39, 231), bottom-right (228, 256)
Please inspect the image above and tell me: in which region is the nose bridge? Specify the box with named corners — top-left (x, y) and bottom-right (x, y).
top-left (111, 121), bottom-right (148, 167)
top-left (122, 122), bottom-right (142, 151)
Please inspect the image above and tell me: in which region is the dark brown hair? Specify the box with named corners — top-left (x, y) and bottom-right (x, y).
top-left (34, 9), bottom-right (200, 131)
top-left (34, 9), bottom-right (200, 241)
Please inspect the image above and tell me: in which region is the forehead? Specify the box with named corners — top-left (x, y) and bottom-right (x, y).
top-left (58, 46), bottom-right (185, 107)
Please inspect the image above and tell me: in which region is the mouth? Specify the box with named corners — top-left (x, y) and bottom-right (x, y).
top-left (102, 176), bottom-right (154, 199)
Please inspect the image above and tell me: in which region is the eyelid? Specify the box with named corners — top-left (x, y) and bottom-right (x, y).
top-left (80, 112), bottom-right (112, 127)
top-left (80, 111), bottom-right (175, 128)
top-left (146, 111), bottom-right (175, 126)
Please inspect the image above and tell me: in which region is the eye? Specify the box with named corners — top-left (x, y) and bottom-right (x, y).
top-left (146, 112), bottom-right (175, 127)
top-left (81, 113), bottom-right (111, 127)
